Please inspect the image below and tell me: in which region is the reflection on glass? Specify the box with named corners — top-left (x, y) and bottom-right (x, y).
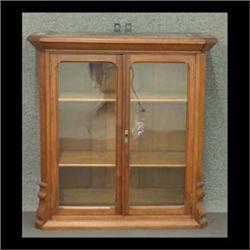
top-left (130, 63), bottom-right (188, 206)
top-left (59, 62), bottom-right (116, 99)
top-left (58, 62), bottom-right (117, 206)
top-left (130, 103), bottom-right (187, 156)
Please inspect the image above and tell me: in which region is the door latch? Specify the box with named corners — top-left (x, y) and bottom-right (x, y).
top-left (124, 129), bottom-right (129, 143)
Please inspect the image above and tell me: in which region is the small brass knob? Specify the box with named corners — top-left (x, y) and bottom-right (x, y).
top-left (124, 129), bottom-right (129, 143)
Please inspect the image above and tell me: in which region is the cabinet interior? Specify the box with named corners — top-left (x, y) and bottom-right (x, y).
top-left (58, 62), bottom-right (187, 207)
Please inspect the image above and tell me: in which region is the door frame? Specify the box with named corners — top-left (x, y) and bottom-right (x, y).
top-left (122, 54), bottom-right (196, 216)
top-left (47, 52), bottom-right (197, 217)
top-left (49, 53), bottom-right (123, 216)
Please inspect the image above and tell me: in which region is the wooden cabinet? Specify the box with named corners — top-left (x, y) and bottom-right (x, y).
top-left (28, 34), bottom-right (217, 229)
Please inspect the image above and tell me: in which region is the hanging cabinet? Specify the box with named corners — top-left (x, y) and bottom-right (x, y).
top-left (28, 34), bottom-right (217, 229)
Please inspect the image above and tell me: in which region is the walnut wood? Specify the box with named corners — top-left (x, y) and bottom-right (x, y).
top-left (193, 52), bottom-right (208, 227)
top-left (49, 54), bottom-right (60, 215)
top-left (184, 56), bottom-right (196, 214)
top-left (27, 35), bottom-right (217, 52)
top-left (58, 93), bottom-right (116, 102)
top-left (40, 215), bottom-right (201, 229)
top-left (35, 51), bottom-right (50, 229)
top-left (27, 34), bottom-right (216, 229)
top-left (122, 55), bottom-right (130, 215)
top-left (115, 55), bottom-right (123, 215)
top-left (58, 93), bottom-right (187, 103)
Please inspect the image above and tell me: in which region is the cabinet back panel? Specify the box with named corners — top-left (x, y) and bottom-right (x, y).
top-left (59, 102), bottom-right (116, 151)
top-left (130, 168), bottom-right (185, 206)
top-left (59, 62), bottom-right (116, 94)
top-left (59, 168), bottom-right (115, 206)
top-left (130, 103), bottom-right (186, 152)
top-left (132, 63), bottom-right (187, 95)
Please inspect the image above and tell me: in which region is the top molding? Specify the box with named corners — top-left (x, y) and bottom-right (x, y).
top-left (27, 34), bottom-right (217, 52)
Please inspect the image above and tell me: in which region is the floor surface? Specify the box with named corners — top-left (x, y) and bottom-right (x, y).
top-left (22, 212), bottom-right (227, 238)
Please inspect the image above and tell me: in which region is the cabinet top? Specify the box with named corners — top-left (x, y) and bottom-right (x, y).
top-left (27, 33), bottom-right (217, 52)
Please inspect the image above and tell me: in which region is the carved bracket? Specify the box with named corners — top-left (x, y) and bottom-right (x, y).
top-left (195, 181), bottom-right (207, 227)
top-left (35, 182), bottom-right (48, 228)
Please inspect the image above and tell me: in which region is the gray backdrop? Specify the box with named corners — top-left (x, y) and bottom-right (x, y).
top-left (22, 13), bottom-right (227, 212)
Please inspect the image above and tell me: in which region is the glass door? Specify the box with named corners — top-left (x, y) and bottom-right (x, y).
top-left (126, 55), bottom-right (193, 215)
top-left (56, 55), bottom-right (122, 214)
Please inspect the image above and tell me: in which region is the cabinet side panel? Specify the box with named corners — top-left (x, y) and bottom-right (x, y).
top-left (184, 57), bottom-right (196, 214)
top-left (36, 51), bottom-right (51, 228)
top-left (49, 54), bottom-right (60, 215)
top-left (193, 52), bottom-right (207, 227)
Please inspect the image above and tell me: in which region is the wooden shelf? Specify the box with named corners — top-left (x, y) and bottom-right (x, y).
top-left (59, 151), bottom-right (115, 167)
top-left (59, 93), bottom-right (116, 102)
top-left (59, 151), bottom-right (185, 168)
top-left (59, 94), bottom-right (187, 103)
top-left (60, 187), bottom-right (183, 206)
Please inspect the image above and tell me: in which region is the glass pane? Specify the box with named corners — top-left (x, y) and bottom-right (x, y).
top-left (130, 168), bottom-right (185, 205)
top-left (129, 63), bottom-right (188, 206)
top-left (59, 62), bottom-right (116, 99)
top-left (58, 62), bottom-right (117, 206)
top-left (60, 168), bottom-right (115, 206)
top-left (131, 63), bottom-right (187, 98)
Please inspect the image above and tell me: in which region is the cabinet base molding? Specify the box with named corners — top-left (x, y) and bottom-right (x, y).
top-left (36, 215), bottom-right (203, 230)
